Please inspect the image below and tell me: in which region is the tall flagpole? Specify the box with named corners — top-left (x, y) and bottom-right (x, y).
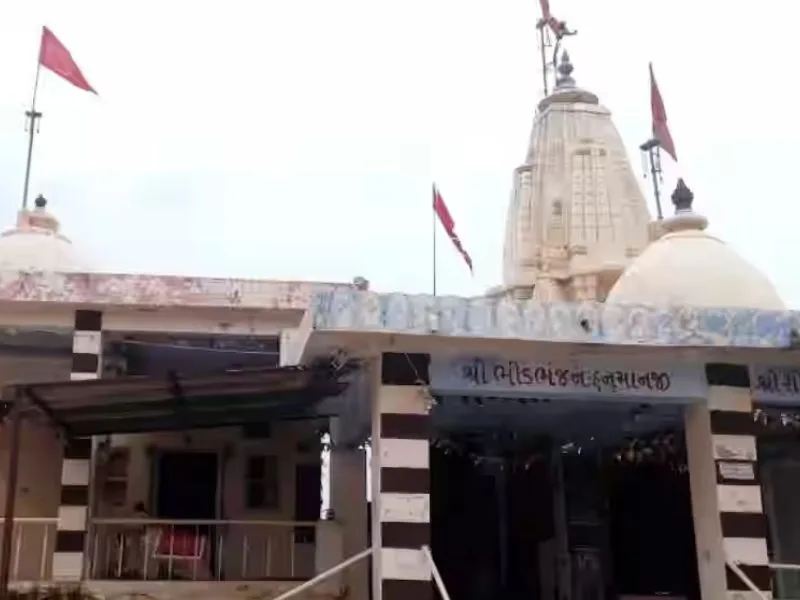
top-left (639, 138), bottom-right (664, 219)
top-left (432, 185), bottom-right (438, 296)
top-left (21, 32), bottom-right (43, 211)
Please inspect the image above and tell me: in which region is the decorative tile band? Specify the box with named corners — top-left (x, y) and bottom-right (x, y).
top-left (311, 290), bottom-right (797, 348)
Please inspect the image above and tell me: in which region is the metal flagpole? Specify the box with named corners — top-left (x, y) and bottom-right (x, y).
top-left (21, 34), bottom-right (44, 211)
top-left (537, 22), bottom-right (549, 98)
top-left (639, 138), bottom-right (664, 219)
top-left (432, 185), bottom-right (438, 296)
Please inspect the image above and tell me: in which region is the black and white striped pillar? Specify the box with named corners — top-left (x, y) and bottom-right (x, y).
top-left (53, 309), bottom-right (103, 580)
top-left (70, 310), bottom-right (104, 382)
top-left (688, 363), bottom-right (770, 598)
top-left (371, 352), bottom-right (432, 600)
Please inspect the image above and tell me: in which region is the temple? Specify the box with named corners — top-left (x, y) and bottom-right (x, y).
top-left (498, 53), bottom-right (651, 302)
top-left (0, 21), bottom-right (797, 600)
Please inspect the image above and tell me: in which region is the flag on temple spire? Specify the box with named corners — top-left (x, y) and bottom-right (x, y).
top-left (433, 184), bottom-right (473, 274)
top-left (39, 26), bottom-right (97, 94)
top-left (649, 63), bottom-right (676, 161)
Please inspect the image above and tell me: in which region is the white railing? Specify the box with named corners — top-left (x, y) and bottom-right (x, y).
top-left (89, 518), bottom-right (319, 581)
top-left (726, 558), bottom-right (800, 600)
top-left (769, 561), bottom-right (800, 599)
top-left (726, 559), bottom-right (769, 600)
top-left (272, 547), bottom-right (374, 600)
top-left (0, 517), bottom-right (57, 582)
top-left (422, 545), bottom-right (452, 600)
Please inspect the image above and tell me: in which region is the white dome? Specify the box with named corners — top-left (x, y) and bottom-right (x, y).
top-left (606, 183), bottom-right (783, 310)
top-left (0, 198), bottom-right (91, 272)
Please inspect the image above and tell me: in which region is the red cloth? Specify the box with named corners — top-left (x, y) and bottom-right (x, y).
top-left (433, 184), bottom-right (473, 274)
top-left (156, 529), bottom-right (203, 557)
top-left (39, 26), bottom-right (97, 94)
top-left (539, 0), bottom-right (552, 19)
top-left (649, 63), bottom-right (676, 161)
top-left (538, 0), bottom-right (569, 37)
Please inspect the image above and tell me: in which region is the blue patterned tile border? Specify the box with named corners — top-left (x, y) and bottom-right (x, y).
top-left (309, 290), bottom-right (799, 348)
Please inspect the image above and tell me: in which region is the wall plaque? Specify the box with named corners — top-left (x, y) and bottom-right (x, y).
top-left (430, 355), bottom-right (707, 400)
top-left (718, 461), bottom-right (756, 482)
top-left (751, 365), bottom-right (800, 403)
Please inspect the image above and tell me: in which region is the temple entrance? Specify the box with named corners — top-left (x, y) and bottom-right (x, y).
top-left (430, 397), bottom-right (699, 600)
top-left (758, 405), bottom-right (800, 599)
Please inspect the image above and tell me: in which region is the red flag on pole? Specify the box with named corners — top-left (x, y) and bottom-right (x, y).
top-left (649, 63), bottom-right (676, 161)
top-left (39, 27), bottom-right (97, 94)
top-left (433, 184), bottom-right (473, 274)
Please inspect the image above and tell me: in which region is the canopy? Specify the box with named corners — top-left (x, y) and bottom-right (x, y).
top-left (2, 365), bottom-right (347, 436)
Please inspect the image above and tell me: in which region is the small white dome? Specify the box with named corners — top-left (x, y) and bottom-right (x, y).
top-left (606, 180), bottom-right (783, 310)
top-left (0, 196), bottom-right (91, 272)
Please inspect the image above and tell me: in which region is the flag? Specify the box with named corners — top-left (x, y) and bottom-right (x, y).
top-left (39, 26), bottom-right (97, 94)
top-left (539, 0), bottom-right (552, 19)
top-left (649, 63), bottom-right (676, 161)
top-left (433, 184), bottom-right (473, 273)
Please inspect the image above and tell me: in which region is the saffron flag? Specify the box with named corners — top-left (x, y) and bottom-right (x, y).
top-left (649, 63), bottom-right (676, 161)
top-left (39, 26), bottom-right (97, 94)
top-left (538, 0), bottom-right (572, 38)
top-left (433, 184), bottom-right (473, 273)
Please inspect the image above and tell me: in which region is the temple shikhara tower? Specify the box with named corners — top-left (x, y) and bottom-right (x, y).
top-left (500, 53), bottom-right (651, 302)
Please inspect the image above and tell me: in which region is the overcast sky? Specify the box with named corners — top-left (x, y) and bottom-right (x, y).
top-left (0, 0), bottom-right (797, 305)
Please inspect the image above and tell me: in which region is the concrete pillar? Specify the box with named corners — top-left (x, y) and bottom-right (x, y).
top-left (370, 352), bottom-right (432, 600)
top-left (53, 309), bottom-right (103, 581)
top-left (329, 417), bottom-right (368, 600)
top-left (686, 363), bottom-right (770, 600)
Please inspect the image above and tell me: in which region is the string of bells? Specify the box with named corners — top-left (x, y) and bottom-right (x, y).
top-left (431, 429), bottom-right (686, 471)
top-left (753, 409), bottom-right (800, 430)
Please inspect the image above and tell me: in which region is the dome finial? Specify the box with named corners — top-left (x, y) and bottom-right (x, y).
top-left (34, 194), bottom-right (47, 210)
top-left (661, 178), bottom-right (707, 234)
top-left (555, 51), bottom-right (575, 88)
top-left (671, 179), bottom-right (694, 213)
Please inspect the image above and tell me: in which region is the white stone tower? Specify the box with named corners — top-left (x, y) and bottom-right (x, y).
top-left (500, 52), bottom-right (651, 301)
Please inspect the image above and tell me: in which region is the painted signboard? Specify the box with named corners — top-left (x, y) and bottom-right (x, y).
top-left (751, 365), bottom-right (800, 403)
top-left (430, 355), bottom-right (707, 400)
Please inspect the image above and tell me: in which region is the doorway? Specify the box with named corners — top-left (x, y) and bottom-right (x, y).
top-left (155, 452), bottom-right (219, 520)
top-left (153, 451), bottom-right (219, 579)
top-left (430, 397), bottom-right (699, 600)
top-left (295, 464), bottom-right (322, 544)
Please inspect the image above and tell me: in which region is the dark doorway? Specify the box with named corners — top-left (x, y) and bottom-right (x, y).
top-left (431, 444), bottom-right (503, 600)
top-left (294, 464), bottom-right (322, 544)
top-left (155, 452), bottom-right (219, 520)
top-left (152, 452), bottom-right (219, 579)
top-left (606, 458), bottom-right (699, 600)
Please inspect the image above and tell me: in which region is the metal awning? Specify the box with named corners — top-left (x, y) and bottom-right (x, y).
top-left (2, 365), bottom-right (348, 436)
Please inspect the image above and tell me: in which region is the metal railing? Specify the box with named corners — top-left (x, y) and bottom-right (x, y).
top-left (88, 518), bottom-right (318, 581)
top-left (727, 557), bottom-right (800, 600)
top-left (422, 545), bottom-right (452, 600)
top-left (0, 517), bottom-right (57, 582)
top-left (272, 547), bottom-right (374, 600)
top-left (726, 559), bottom-right (769, 600)
top-left (769, 561), bottom-right (800, 599)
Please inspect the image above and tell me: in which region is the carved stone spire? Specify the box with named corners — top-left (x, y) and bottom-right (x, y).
top-left (500, 47), bottom-right (651, 302)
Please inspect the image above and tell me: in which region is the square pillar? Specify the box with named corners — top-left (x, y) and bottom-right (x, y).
top-left (370, 353), bottom-right (432, 600)
top-left (53, 309), bottom-right (103, 581)
top-left (53, 438), bottom-right (92, 580)
top-left (686, 363), bottom-right (770, 600)
top-left (329, 417), bottom-right (368, 600)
